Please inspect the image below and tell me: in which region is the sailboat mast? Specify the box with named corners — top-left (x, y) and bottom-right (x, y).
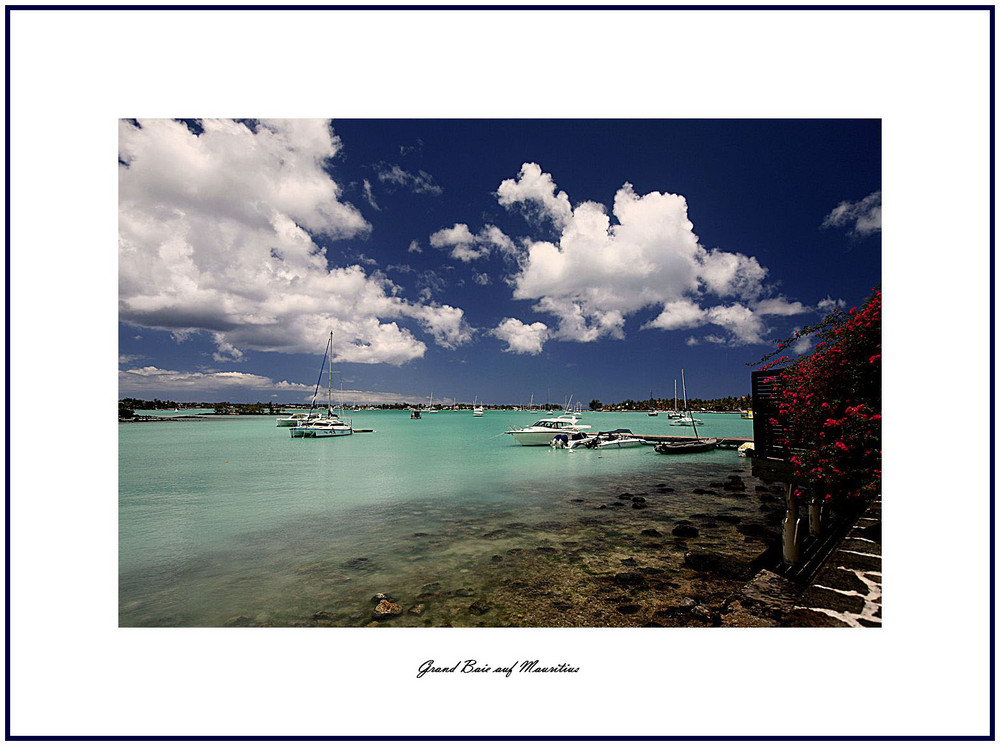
top-left (327, 331), bottom-right (333, 415)
top-left (674, 379), bottom-right (678, 411)
top-left (682, 368), bottom-right (701, 440)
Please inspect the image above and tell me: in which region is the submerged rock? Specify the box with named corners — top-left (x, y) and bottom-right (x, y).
top-left (613, 571), bottom-right (649, 588)
top-left (683, 550), bottom-right (755, 580)
top-left (640, 529), bottom-right (663, 538)
top-left (672, 524), bottom-right (700, 538)
top-left (224, 615), bottom-right (252, 627)
top-left (469, 599), bottom-right (491, 615)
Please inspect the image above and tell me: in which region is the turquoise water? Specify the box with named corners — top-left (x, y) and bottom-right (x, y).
top-left (120, 411), bottom-right (758, 627)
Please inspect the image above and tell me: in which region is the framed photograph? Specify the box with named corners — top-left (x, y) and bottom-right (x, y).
top-left (7, 4), bottom-right (993, 740)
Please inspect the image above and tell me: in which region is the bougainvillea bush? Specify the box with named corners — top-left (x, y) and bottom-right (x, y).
top-left (757, 288), bottom-right (881, 505)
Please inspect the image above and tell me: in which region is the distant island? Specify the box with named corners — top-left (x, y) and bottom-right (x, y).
top-left (118, 395), bottom-right (752, 421)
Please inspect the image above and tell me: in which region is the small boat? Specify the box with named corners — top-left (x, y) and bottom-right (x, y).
top-left (276, 412), bottom-right (321, 428)
top-left (654, 438), bottom-right (719, 454)
top-left (289, 331), bottom-right (353, 439)
top-left (737, 442), bottom-right (755, 457)
top-left (505, 414), bottom-right (592, 446)
top-left (741, 409), bottom-right (754, 420)
top-left (550, 431), bottom-right (598, 449)
top-left (410, 409), bottom-right (422, 419)
top-left (473, 397), bottom-right (484, 417)
top-left (648, 391), bottom-right (658, 415)
top-left (590, 429), bottom-right (647, 449)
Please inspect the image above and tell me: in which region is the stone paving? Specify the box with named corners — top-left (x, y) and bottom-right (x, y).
top-left (783, 499), bottom-right (882, 627)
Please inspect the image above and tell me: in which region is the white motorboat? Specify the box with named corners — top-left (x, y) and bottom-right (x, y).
top-left (591, 429), bottom-right (647, 449)
top-left (550, 431), bottom-right (598, 449)
top-left (276, 412), bottom-right (320, 427)
top-left (505, 414), bottom-right (591, 446)
top-left (289, 331), bottom-right (353, 439)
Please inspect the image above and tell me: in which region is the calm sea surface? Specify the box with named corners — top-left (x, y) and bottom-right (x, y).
top-left (120, 410), bottom-right (758, 627)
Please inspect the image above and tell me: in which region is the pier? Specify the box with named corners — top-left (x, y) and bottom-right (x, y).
top-left (635, 434), bottom-right (752, 449)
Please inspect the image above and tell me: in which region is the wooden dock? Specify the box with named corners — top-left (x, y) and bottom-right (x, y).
top-left (635, 434), bottom-right (753, 449)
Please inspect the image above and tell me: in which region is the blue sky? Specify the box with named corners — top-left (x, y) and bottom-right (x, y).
top-left (118, 119), bottom-right (880, 405)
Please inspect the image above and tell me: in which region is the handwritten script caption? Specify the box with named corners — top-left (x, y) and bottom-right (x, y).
top-left (417, 659), bottom-right (580, 679)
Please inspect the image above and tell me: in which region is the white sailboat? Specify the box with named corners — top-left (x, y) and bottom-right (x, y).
top-left (657, 369), bottom-right (718, 453)
top-left (666, 379), bottom-right (683, 419)
top-left (668, 370), bottom-right (705, 427)
top-left (473, 396), bottom-right (484, 417)
top-left (289, 332), bottom-right (353, 438)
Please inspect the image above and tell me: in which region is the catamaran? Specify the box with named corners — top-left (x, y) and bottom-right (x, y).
top-left (289, 332), bottom-right (353, 439)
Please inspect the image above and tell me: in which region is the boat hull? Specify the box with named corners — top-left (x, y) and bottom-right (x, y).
top-left (508, 430), bottom-right (589, 446)
top-left (593, 438), bottom-right (646, 449)
top-left (654, 438), bottom-right (719, 454)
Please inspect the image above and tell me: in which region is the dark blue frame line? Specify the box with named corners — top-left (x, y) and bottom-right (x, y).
top-left (0, 3), bottom-right (997, 8)
top-left (4, 3), bottom-right (994, 742)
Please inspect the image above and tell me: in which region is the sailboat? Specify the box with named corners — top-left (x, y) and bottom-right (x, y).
top-left (656, 370), bottom-right (717, 454)
top-left (647, 390), bottom-right (659, 416)
top-left (666, 379), bottom-right (683, 419)
top-left (473, 397), bottom-right (484, 417)
top-left (289, 332), bottom-right (353, 438)
top-left (670, 373), bottom-right (704, 427)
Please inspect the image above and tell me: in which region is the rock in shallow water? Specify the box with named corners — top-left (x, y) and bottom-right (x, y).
top-left (613, 571), bottom-right (649, 588)
top-left (672, 524), bottom-right (700, 538)
top-left (372, 600), bottom-right (402, 619)
top-left (469, 599), bottom-right (491, 615)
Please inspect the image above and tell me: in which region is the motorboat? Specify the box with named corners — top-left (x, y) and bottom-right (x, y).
top-left (410, 409), bottom-right (422, 419)
top-left (505, 414), bottom-right (591, 446)
top-left (590, 429), bottom-right (647, 449)
top-left (276, 412), bottom-right (321, 427)
top-left (654, 438), bottom-right (719, 454)
top-left (741, 409), bottom-right (754, 420)
top-left (550, 431), bottom-right (598, 449)
top-left (647, 410), bottom-right (659, 416)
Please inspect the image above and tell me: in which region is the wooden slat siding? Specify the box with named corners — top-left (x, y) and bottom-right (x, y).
top-left (751, 369), bottom-right (790, 459)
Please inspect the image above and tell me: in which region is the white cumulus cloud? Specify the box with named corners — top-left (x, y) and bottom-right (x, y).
top-left (119, 365), bottom-right (432, 404)
top-left (119, 119), bottom-right (471, 365)
top-left (500, 166), bottom-right (807, 346)
top-left (429, 223), bottom-right (515, 262)
top-left (494, 318), bottom-right (550, 355)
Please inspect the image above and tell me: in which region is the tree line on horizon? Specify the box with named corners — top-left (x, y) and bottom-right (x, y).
top-left (119, 394), bottom-right (752, 419)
